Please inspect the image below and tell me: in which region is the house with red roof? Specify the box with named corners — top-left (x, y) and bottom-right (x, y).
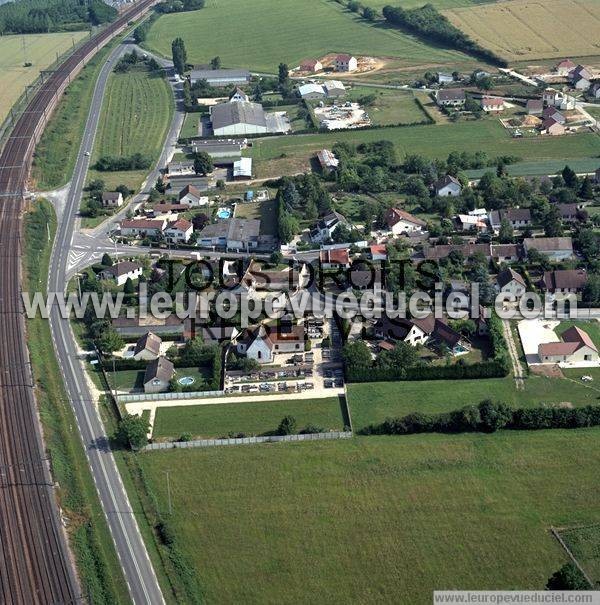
top-left (164, 218), bottom-right (193, 244)
top-left (385, 207), bottom-right (426, 236)
top-left (335, 54), bottom-right (357, 72)
top-left (480, 96), bottom-right (505, 112)
top-left (538, 326), bottom-right (598, 364)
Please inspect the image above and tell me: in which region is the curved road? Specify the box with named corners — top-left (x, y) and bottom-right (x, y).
top-left (47, 36), bottom-right (165, 605)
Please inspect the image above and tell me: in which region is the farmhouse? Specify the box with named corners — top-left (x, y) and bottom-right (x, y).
top-left (491, 244), bottom-right (522, 264)
top-left (323, 80), bottom-right (346, 98)
top-left (178, 184), bottom-right (208, 206)
top-left (98, 261), bottom-right (143, 287)
top-left (298, 83), bottom-right (326, 100)
top-left (335, 54), bottom-right (357, 72)
top-left (555, 59), bottom-right (576, 76)
top-left (317, 149), bottom-right (339, 173)
top-left (542, 107), bottom-right (566, 124)
top-left (189, 68), bottom-right (250, 87)
top-left (523, 237), bottom-right (574, 261)
top-left (496, 268), bottom-right (526, 299)
top-left (542, 89), bottom-right (576, 110)
top-left (480, 96), bottom-right (504, 112)
top-left (569, 65), bottom-right (592, 90)
top-left (369, 244), bottom-right (387, 261)
top-left (542, 118), bottom-right (565, 136)
top-left (455, 213), bottom-right (486, 232)
top-left (132, 332), bottom-right (162, 361)
top-left (433, 175), bottom-right (462, 197)
top-left (541, 269), bottom-right (588, 295)
top-left (101, 191), bottom-right (123, 208)
top-left (143, 356), bottom-right (174, 394)
top-left (525, 99), bottom-right (543, 116)
top-left (385, 207), bottom-right (426, 235)
top-left (538, 326), bottom-right (598, 364)
top-left (435, 89), bottom-right (465, 107)
top-left (120, 218), bottom-right (166, 238)
top-left (319, 247), bottom-right (350, 269)
top-left (229, 88), bottom-right (249, 103)
top-left (556, 203), bottom-right (579, 222)
top-left (164, 218), bottom-right (193, 244)
top-left (300, 59), bottom-right (323, 72)
top-left (197, 218), bottom-right (260, 251)
top-left (310, 211), bottom-right (348, 243)
top-left (489, 208), bottom-right (531, 232)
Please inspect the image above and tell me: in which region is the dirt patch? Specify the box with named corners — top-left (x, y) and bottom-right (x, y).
top-left (317, 54), bottom-right (387, 77)
top-left (530, 364), bottom-right (564, 378)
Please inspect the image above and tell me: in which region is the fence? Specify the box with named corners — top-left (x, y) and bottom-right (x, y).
top-left (118, 389), bottom-right (224, 403)
top-left (143, 430), bottom-right (353, 450)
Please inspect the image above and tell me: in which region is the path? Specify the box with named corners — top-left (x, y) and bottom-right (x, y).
top-left (503, 319), bottom-right (525, 390)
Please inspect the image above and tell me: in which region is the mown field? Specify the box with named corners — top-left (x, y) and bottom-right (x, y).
top-left (348, 87), bottom-right (431, 125)
top-left (0, 31), bottom-right (86, 126)
top-left (250, 119), bottom-right (600, 178)
top-left (136, 429), bottom-right (600, 604)
top-left (363, 0), bottom-right (488, 8)
top-left (347, 374), bottom-right (600, 431)
top-left (445, 0), bottom-right (600, 61)
top-left (87, 67), bottom-right (172, 190)
top-left (144, 0), bottom-right (471, 73)
top-left (152, 397), bottom-right (345, 439)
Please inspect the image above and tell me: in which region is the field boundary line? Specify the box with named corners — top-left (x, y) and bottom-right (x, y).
top-left (550, 526), bottom-right (594, 588)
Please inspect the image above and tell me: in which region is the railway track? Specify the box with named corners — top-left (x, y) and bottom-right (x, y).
top-left (0, 2), bottom-right (156, 602)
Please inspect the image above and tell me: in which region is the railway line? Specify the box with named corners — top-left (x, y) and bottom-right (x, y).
top-left (0, 1), bottom-right (157, 602)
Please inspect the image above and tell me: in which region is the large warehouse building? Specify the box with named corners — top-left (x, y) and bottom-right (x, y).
top-left (210, 99), bottom-right (291, 136)
top-left (189, 68), bottom-right (251, 87)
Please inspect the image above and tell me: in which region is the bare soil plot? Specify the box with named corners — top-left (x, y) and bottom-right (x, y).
top-left (444, 0), bottom-right (600, 61)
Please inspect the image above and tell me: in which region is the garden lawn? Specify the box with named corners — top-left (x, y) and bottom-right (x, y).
top-left (348, 87), bottom-right (430, 125)
top-left (136, 429), bottom-right (600, 604)
top-left (250, 120), bottom-right (600, 179)
top-left (233, 198), bottom-right (278, 236)
top-left (88, 67), bottom-right (173, 191)
top-left (144, 0), bottom-right (470, 73)
top-left (347, 375), bottom-right (600, 430)
top-left (152, 397), bottom-right (345, 439)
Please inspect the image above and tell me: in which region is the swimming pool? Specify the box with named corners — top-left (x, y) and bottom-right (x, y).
top-left (217, 208), bottom-right (231, 219)
top-left (178, 376), bottom-right (196, 386)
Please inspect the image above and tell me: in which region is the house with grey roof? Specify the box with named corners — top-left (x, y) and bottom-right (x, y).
top-left (143, 357), bottom-right (174, 393)
top-left (435, 89), bottom-right (466, 107)
top-left (523, 237), bottom-right (574, 261)
top-left (198, 218), bottom-right (261, 251)
top-left (190, 68), bottom-right (250, 87)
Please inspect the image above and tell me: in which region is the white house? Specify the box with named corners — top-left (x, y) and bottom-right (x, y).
top-left (319, 247), bottom-right (350, 270)
top-left (542, 88), bottom-right (576, 110)
top-left (132, 332), bottom-right (162, 361)
top-left (496, 268), bottom-right (526, 299)
top-left (300, 59), bottom-right (323, 73)
top-left (434, 175), bottom-right (462, 197)
top-left (310, 211), bottom-right (348, 243)
top-left (229, 87), bottom-right (249, 103)
top-left (178, 184), bottom-right (208, 207)
top-left (101, 191), bottom-right (123, 208)
top-left (120, 218), bottom-right (166, 238)
top-left (455, 214), bottom-right (486, 232)
top-left (436, 89), bottom-right (466, 107)
top-left (335, 54), bottom-right (357, 72)
top-left (480, 96), bottom-right (504, 112)
top-left (236, 325), bottom-right (273, 363)
top-left (538, 326), bottom-right (598, 364)
top-left (164, 218), bottom-right (193, 244)
top-left (555, 59), bottom-right (576, 76)
top-left (98, 261), bottom-right (143, 287)
top-left (385, 207), bottom-right (426, 235)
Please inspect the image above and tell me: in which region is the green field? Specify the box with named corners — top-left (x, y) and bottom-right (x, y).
top-left (152, 397), bottom-right (345, 439)
top-left (144, 0), bottom-right (472, 73)
top-left (0, 31), bottom-right (87, 126)
top-left (233, 198), bottom-right (278, 235)
top-left (348, 375), bottom-right (600, 430)
top-left (348, 87), bottom-right (430, 125)
top-left (136, 429), bottom-right (600, 603)
top-left (557, 524), bottom-right (600, 585)
top-left (87, 67), bottom-right (173, 191)
top-left (363, 0), bottom-right (485, 8)
top-left (250, 120), bottom-right (600, 178)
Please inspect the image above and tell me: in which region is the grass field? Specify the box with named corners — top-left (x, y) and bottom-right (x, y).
top-left (347, 374), bottom-right (600, 430)
top-left (233, 198), bottom-right (278, 235)
top-left (348, 87), bottom-right (430, 125)
top-left (152, 396), bottom-right (345, 439)
top-left (32, 38), bottom-right (119, 190)
top-left (363, 0), bottom-right (487, 8)
top-left (87, 67), bottom-right (173, 191)
top-left (557, 524), bottom-right (600, 585)
top-left (144, 0), bottom-right (472, 74)
top-left (136, 429), bottom-right (600, 603)
top-left (445, 0), bottom-right (600, 61)
top-left (250, 119), bottom-right (600, 178)
top-left (0, 31), bottom-right (87, 126)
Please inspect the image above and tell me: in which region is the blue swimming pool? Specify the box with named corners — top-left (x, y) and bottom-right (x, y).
top-left (217, 208), bottom-right (231, 219)
top-left (178, 376), bottom-right (196, 386)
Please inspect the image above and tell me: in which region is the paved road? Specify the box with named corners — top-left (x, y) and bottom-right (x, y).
top-left (47, 39), bottom-right (165, 605)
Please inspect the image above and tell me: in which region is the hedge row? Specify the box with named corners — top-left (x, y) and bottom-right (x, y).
top-left (361, 399), bottom-right (600, 435)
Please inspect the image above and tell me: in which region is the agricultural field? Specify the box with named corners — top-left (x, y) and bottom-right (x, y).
top-left (136, 429), bottom-right (600, 603)
top-left (347, 374), bottom-right (600, 431)
top-left (249, 119), bottom-right (600, 179)
top-left (444, 0), bottom-right (600, 62)
top-left (557, 524), bottom-right (600, 585)
top-left (152, 397), bottom-right (345, 439)
top-left (0, 31), bottom-right (87, 126)
top-left (144, 0), bottom-right (473, 74)
top-left (87, 67), bottom-right (173, 191)
top-left (363, 0), bottom-right (488, 8)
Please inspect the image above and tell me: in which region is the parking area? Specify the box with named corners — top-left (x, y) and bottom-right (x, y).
top-left (517, 318), bottom-right (560, 365)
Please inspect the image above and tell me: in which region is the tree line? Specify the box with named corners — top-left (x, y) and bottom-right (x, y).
top-left (382, 4), bottom-right (507, 67)
top-left (361, 398), bottom-right (600, 435)
top-left (0, 0), bottom-right (116, 34)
